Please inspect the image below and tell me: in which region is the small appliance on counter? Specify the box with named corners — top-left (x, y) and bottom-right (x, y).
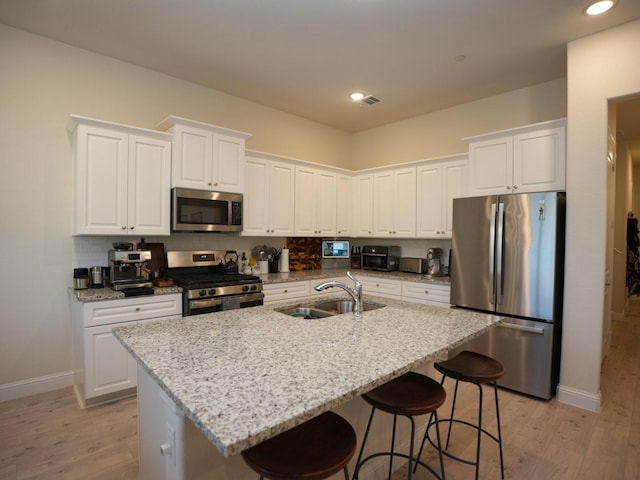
top-left (361, 246), bottom-right (400, 271)
top-left (73, 268), bottom-right (89, 290)
top-left (89, 266), bottom-right (107, 288)
top-left (399, 257), bottom-right (428, 274)
top-left (350, 246), bottom-right (361, 269)
top-left (108, 247), bottom-right (153, 294)
top-left (426, 248), bottom-right (444, 276)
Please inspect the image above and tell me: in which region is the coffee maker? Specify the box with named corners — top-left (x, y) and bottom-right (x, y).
top-left (109, 249), bottom-right (153, 290)
top-left (426, 248), bottom-right (444, 276)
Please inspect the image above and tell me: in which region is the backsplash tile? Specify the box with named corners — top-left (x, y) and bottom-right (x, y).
top-left (286, 237), bottom-right (322, 270)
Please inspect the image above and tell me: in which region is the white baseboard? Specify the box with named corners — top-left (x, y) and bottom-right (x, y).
top-left (556, 384), bottom-right (601, 412)
top-left (0, 370), bottom-right (74, 402)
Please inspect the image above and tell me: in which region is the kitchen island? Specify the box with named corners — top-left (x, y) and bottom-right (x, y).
top-left (114, 294), bottom-right (501, 479)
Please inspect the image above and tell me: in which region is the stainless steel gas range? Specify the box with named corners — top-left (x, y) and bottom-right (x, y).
top-left (166, 250), bottom-right (264, 316)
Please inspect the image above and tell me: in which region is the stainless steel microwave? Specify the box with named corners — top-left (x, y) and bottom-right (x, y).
top-left (171, 188), bottom-right (243, 232)
top-left (361, 245), bottom-right (401, 271)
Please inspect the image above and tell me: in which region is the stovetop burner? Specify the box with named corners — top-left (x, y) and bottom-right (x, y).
top-left (170, 271), bottom-right (261, 289)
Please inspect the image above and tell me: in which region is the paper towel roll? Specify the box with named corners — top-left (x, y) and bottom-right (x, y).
top-left (279, 248), bottom-right (290, 272)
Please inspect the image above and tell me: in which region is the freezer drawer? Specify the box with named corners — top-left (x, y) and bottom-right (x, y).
top-left (449, 318), bottom-right (558, 399)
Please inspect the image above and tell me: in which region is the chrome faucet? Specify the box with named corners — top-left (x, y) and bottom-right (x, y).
top-left (314, 271), bottom-right (363, 317)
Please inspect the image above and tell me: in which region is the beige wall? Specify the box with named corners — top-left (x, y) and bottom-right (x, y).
top-left (351, 78), bottom-right (567, 169)
top-left (0, 24), bottom-right (351, 392)
top-left (560, 19), bottom-right (640, 411)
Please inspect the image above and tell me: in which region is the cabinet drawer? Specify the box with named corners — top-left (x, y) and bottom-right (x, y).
top-left (84, 294), bottom-right (182, 327)
top-left (359, 276), bottom-right (402, 299)
top-left (402, 281), bottom-right (451, 305)
top-left (263, 281), bottom-right (310, 304)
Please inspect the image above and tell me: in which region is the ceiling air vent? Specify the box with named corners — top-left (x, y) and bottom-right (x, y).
top-left (360, 95), bottom-right (381, 105)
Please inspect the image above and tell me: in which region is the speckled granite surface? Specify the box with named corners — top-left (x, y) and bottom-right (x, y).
top-left (260, 268), bottom-right (451, 285)
top-left (71, 285), bottom-right (182, 302)
top-left (114, 294), bottom-right (499, 458)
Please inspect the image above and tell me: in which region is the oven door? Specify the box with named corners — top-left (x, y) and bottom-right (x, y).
top-left (362, 253), bottom-right (389, 271)
top-left (186, 293), bottom-right (264, 316)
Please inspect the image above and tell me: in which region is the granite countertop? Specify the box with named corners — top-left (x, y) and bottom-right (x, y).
top-left (114, 294), bottom-right (500, 458)
top-left (260, 268), bottom-right (451, 285)
top-left (72, 285), bottom-right (182, 302)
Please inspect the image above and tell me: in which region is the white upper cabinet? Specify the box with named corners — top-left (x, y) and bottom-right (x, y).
top-left (243, 153), bottom-right (295, 236)
top-left (373, 166), bottom-right (416, 238)
top-left (69, 115), bottom-right (172, 236)
top-left (466, 118), bottom-right (566, 196)
top-left (294, 165), bottom-right (337, 236)
top-left (158, 116), bottom-right (251, 193)
top-left (351, 173), bottom-right (374, 237)
top-left (416, 155), bottom-right (467, 238)
top-left (336, 174), bottom-right (351, 236)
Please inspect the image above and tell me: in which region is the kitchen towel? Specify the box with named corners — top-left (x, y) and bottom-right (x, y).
top-left (279, 248), bottom-right (290, 272)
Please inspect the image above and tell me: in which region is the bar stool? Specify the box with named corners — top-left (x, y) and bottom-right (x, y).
top-left (241, 411), bottom-right (356, 480)
top-left (352, 371), bottom-right (447, 480)
top-left (417, 350), bottom-right (505, 480)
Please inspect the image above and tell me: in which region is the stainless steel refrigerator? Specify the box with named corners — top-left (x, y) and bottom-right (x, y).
top-left (449, 191), bottom-right (565, 399)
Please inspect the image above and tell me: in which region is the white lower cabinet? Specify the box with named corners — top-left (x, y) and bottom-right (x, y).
top-left (358, 275), bottom-right (402, 299)
top-left (262, 281), bottom-right (311, 305)
top-left (402, 281), bottom-right (451, 306)
top-left (71, 293), bottom-right (182, 407)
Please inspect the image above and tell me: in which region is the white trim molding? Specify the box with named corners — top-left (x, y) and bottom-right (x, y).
top-left (556, 384), bottom-right (601, 412)
top-left (0, 371), bottom-right (74, 402)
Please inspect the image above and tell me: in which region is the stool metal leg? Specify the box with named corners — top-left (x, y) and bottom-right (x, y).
top-left (474, 383), bottom-right (483, 480)
top-left (444, 378), bottom-right (459, 449)
top-left (493, 381), bottom-right (504, 479)
top-left (352, 406), bottom-right (376, 480)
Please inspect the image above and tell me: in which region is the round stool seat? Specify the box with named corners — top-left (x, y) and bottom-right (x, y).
top-left (241, 411), bottom-right (356, 480)
top-left (363, 371), bottom-right (446, 415)
top-left (434, 350), bottom-right (504, 384)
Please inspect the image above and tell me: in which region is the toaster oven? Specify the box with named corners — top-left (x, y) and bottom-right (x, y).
top-left (361, 246), bottom-right (401, 271)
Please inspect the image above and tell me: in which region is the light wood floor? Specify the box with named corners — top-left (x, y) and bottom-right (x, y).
top-left (3, 303), bottom-right (640, 480)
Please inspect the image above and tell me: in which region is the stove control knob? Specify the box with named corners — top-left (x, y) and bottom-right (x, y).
top-left (242, 285), bottom-right (249, 292)
top-left (199, 289), bottom-right (207, 297)
top-left (250, 285), bottom-right (257, 291)
top-left (208, 289), bottom-right (216, 296)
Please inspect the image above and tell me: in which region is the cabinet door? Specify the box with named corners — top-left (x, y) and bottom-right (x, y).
top-left (315, 170), bottom-right (336, 236)
top-left (393, 167), bottom-right (416, 237)
top-left (468, 136), bottom-right (513, 196)
top-left (441, 159), bottom-right (467, 237)
top-left (243, 156), bottom-right (270, 235)
top-left (352, 174), bottom-right (373, 237)
top-left (84, 322), bottom-right (137, 399)
top-left (417, 164), bottom-right (443, 238)
top-left (294, 166), bottom-right (317, 236)
top-left (128, 134), bottom-right (172, 235)
top-left (213, 132), bottom-right (245, 193)
top-left (336, 174), bottom-right (351, 236)
top-left (74, 125), bottom-right (128, 235)
top-left (373, 171), bottom-right (394, 237)
top-left (171, 124), bottom-right (214, 190)
top-left (269, 161), bottom-right (295, 236)
top-left (513, 126), bottom-right (565, 193)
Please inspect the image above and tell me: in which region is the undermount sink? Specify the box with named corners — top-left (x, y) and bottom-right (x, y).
top-left (313, 300), bottom-right (385, 314)
top-left (275, 307), bottom-right (334, 319)
top-left (275, 300), bottom-right (385, 319)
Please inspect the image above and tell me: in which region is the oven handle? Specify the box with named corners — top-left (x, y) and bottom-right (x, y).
top-left (189, 298), bottom-right (223, 310)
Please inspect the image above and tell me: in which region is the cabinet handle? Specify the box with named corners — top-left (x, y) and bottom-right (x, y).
top-left (513, 185), bottom-right (519, 190)
top-left (424, 290), bottom-right (429, 294)
top-left (135, 307), bottom-right (141, 312)
top-left (214, 182), bottom-right (218, 186)
top-left (506, 185), bottom-right (512, 190)
top-left (284, 289), bottom-right (288, 293)
top-left (130, 226), bottom-right (135, 230)
top-left (208, 182), bottom-right (212, 186)
top-left (121, 226), bottom-right (126, 230)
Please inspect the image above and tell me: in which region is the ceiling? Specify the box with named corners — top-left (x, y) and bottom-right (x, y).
top-left (1, 0), bottom-right (640, 152)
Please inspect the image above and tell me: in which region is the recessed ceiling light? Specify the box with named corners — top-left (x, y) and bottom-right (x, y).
top-left (584, 0), bottom-right (615, 15)
top-left (350, 92), bottom-right (365, 101)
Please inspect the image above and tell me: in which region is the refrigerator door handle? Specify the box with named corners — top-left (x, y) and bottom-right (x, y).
top-left (489, 203), bottom-right (497, 305)
top-left (496, 202), bottom-right (505, 305)
top-left (499, 323), bottom-right (545, 335)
